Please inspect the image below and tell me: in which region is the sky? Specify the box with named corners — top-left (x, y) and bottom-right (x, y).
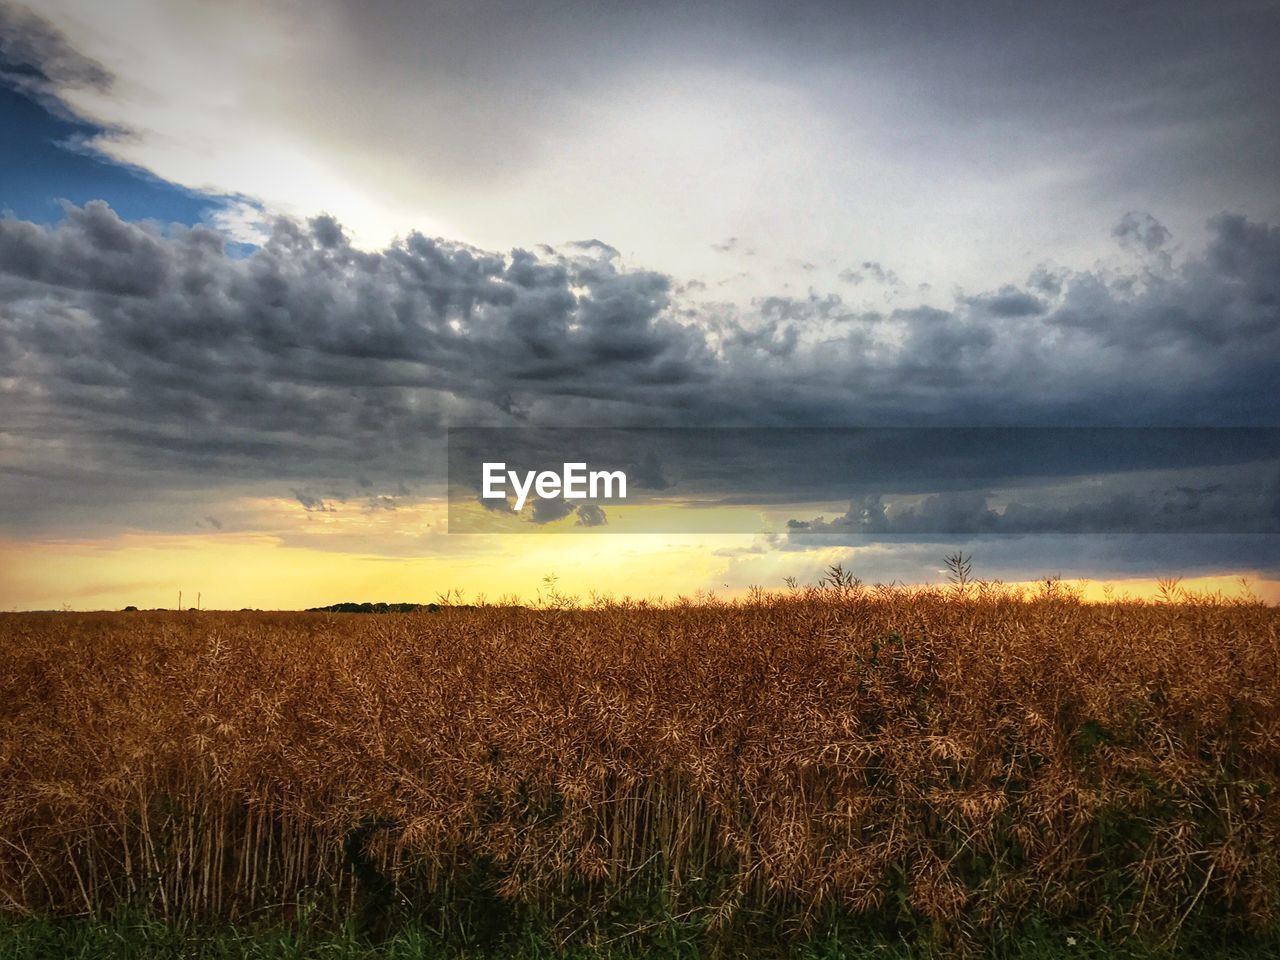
top-left (0, 0), bottom-right (1278, 609)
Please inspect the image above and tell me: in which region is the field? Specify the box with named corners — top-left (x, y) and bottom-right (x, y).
top-left (2, 579), bottom-right (1279, 957)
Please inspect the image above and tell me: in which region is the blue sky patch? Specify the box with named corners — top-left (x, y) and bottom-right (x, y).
top-left (0, 81), bottom-right (227, 227)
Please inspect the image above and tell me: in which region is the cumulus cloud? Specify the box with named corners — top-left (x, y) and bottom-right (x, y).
top-left (1, 202), bottom-right (1278, 536)
top-left (1049, 214), bottom-right (1279, 348)
top-left (839, 261), bottom-right (900, 287)
top-left (0, 202), bottom-right (711, 520)
top-left (1114, 211), bottom-right (1172, 255)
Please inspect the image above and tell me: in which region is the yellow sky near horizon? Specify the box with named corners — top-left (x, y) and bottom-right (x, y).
top-left (0, 530), bottom-right (738, 611)
top-left (3, 493), bottom-right (1276, 611)
top-left (3, 528), bottom-right (1276, 611)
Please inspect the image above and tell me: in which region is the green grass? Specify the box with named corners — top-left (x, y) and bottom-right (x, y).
top-left (1, 912), bottom-right (1276, 960)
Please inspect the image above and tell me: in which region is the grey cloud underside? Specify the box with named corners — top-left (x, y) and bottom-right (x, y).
top-left (722, 535), bottom-right (1280, 585)
top-left (1, 202), bottom-right (1279, 534)
top-left (786, 478), bottom-right (1280, 537)
top-left (472, 496), bottom-right (607, 527)
top-left (447, 427), bottom-right (1280, 525)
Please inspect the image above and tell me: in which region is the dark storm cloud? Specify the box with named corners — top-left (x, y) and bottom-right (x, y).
top-left (1, 202), bottom-right (1279, 534)
top-left (786, 478), bottom-right (1279, 536)
top-left (965, 286), bottom-right (1046, 318)
top-left (726, 535), bottom-right (1280, 586)
top-left (0, 201), bottom-right (709, 519)
top-left (0, 3), bottom-right (111, 95)
top-left (1050, 215), bottom-right (1280, 348)
top-left (486, 497), bottom-right (607, 528)
top-left (448, 427), bottom-right (1279, 536)
top-left (478, 493), bottom-right (515, 514)
top-left (626, 450), bottom-right (670, 492)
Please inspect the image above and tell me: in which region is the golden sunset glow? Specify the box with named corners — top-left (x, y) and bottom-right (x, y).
top-left (5, 525), bottom-right (1277, 612)
top-left (0, 530), bottom-right (738, 611)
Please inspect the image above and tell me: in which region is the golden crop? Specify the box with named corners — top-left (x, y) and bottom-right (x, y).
top-left (1, 583), bottom-right (1278, 945)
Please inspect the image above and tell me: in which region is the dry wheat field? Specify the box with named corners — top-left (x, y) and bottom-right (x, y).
top-left (2, 582), bottom-right (1279, 952)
